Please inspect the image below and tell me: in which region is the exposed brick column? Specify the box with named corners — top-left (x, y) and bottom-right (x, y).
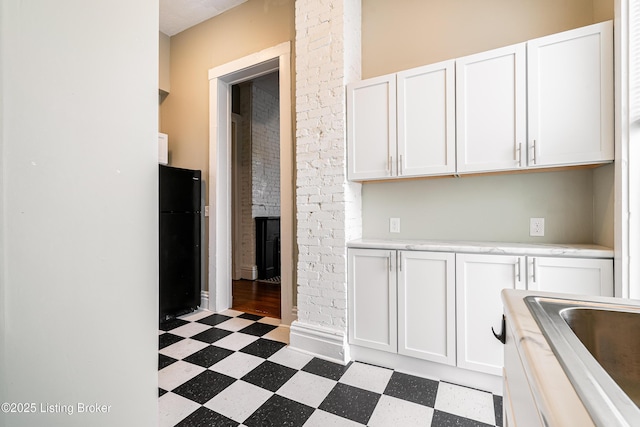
top-left (294, 0), bottom-right (362, 346)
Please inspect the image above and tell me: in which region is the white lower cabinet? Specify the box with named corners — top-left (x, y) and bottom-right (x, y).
top-left (456, 254), bottom-right (526, 376)
top-left (456, 253), bottom-right (614, 376)
top-left (527, 256), bottom-right (614, 297)
top-left (348, 249), bottom-right (455, 365)
top-left (348, 248), bottom-right (614, 378)
top-left (398, 251), bottom-right (456, 365)
top-left (347, 249), bottom-right (397, 353)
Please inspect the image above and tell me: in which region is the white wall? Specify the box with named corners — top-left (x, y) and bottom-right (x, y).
top-left (362, 169), bottom-right (602, 244)
top-left (292, 0), bottom-right (361, 344)
top-left (0, 0), bottom-right (6, 407)
top-left (238, 83), bottom-right (255, 277)
top-left (251, 75), bottom-right (281, 218)
top-left (0, 1), bottom-right (158, 426)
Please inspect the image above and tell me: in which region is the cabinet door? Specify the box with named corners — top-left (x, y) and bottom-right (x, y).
top-left (527, 21), bottom-right (613, 167)
top-left (397, 61), bottom-right (456, 177)
top-left (347, 75), bottom-right (396, 180)
top-left (398, 251), bottom-right (455, 365)
top-left (528, 257), bottom-right (613, 297)
top-left (456, 254), bottom-right (525, 376)
top-left (347, 249), bottom-right (397, 352)
top-left (456, 44), bottom-right (527, 173)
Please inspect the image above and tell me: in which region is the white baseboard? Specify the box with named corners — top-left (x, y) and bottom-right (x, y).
top-left (240, 265), bottom-right (258, 280)
top-left (200, 290), bottom-right (209, 311)
top-left (350, 344), bottom-right (503, 395)
top-left (289, 321), bottom-right (350, 365)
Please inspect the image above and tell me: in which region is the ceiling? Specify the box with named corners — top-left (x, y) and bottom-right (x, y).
top-left (159, 0), bottom-right (248, 36)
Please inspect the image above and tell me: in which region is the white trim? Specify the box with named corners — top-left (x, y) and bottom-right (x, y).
top-left (240, 265), bottom-right (258, 280)
top-left (289, 321), bottom-right (351, 365)
top-left (208, 42), bottom-right (295, 325)
top-left (615, 0), bottom-right (631, 298)
top-left (350, 344), bottom-right (503, 395)
top-left (278, 48), bottom-right (295, 326)
top-left (625, 0), bottom-right (640, 299)
top-left (231, 114), bottom-right (241, 281)
top-left (208, 43), bottom-right (289, 81)
top-left (200, 290), bottom-right (209, 311)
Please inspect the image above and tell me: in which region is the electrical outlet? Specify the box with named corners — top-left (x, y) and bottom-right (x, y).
top-left (530, 218), bottom-right (545, 237)
top-left (390, 218), bottom-right (400, 233)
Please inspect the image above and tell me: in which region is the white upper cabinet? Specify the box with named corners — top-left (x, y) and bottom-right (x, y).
top-left (456, 44), bottom-right (527, 173)
top-left (347, 61), bottom-right (455, 180)
top-left (347, 21), bottom-right (613, 180)
top-left (347, 74), bottom-right (396, 180)
top-left (527, 21), bottom-right (614, 167)
top-left (397, 61), bottom-right (456, 176)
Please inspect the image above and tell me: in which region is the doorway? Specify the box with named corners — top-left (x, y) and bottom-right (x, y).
top-left (208, 42), bottom-right (295, 325)
top-left (230, 75), bottom-right (282, 318)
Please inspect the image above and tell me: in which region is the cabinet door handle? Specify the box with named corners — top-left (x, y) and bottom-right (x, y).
top-left (517, 143), bottom-right (522, 167)
top-left (387, 156), bottom-right (391, 174)
top-left (492, 315), bottom-right (506, 344)
top-left (399, 154), bottom-right (403, 175)
top-left (515, 259), bottom-right (521, 282)
top-left (531, 140), bottom-right (537, 165)
top-left (532, 258), bottom-right (537, 283)
top-left (398, 252), bottom-right (402, 271)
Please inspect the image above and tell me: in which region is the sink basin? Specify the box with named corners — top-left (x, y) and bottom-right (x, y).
top-left (525, 296), bottom-right (640, 427)
top-left (562, 307), bottom-right (640, 406)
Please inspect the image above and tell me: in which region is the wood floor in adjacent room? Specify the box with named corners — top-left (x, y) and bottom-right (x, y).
top-left (231, 279), bottom-right (281, 319)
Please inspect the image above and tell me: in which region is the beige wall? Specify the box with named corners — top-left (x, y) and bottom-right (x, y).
top-left (593, 0), bottom-right (615, 22)
top-left (160, 0), bottom-right (294, 176)
top-left (362, 0), bottom-right (614, 78)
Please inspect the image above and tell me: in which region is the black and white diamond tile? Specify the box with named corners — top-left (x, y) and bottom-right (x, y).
top-left (159, 309), bottom-right (503, 427)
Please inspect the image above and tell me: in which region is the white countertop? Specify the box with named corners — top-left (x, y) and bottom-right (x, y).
top-left (348, 238), bottom-right (613, 258)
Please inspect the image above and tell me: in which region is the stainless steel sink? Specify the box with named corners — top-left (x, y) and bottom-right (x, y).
top-left (525, 296), bottom-right (640, 427)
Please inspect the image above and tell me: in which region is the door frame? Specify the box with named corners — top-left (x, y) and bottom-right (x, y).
top-left (230, 114), bottom-right (241, 281)
top-left (208, 42), bottom-right (295, 325)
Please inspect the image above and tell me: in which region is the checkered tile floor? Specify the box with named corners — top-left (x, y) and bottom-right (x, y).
top-left (159, 309), bottom-right (503, 427)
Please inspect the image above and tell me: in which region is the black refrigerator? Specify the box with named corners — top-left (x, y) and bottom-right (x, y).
top-left (159, 164), bottom-right (202, 320)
